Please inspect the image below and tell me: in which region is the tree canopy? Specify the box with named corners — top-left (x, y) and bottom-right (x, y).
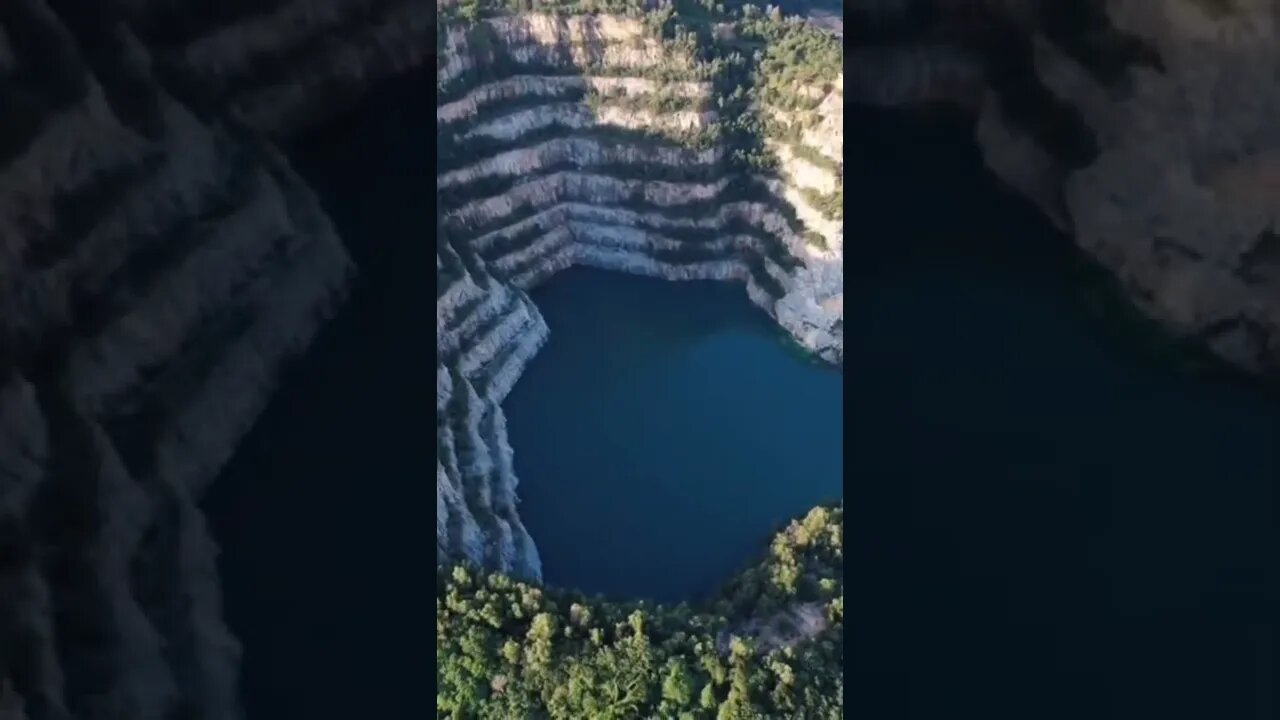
top-left (437, 504), bottom-right (844, 718)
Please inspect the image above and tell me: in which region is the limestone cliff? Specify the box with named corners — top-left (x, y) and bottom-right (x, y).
top-left (849, 0), bottom-right (1280, 376)
top-left (0, 0), bottom-right (429, 717)
top-left (433, 7), bottom-right (844, 579)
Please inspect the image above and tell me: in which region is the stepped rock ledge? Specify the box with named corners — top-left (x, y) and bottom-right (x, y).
top-left (2, 1), bottom-right (1277, 717)
top-left (433, 7), bottom-right (845, 582)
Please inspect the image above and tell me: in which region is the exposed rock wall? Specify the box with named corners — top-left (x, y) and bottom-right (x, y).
top-left (0, 0), bottom-right (430, 717)
top-left (1050, 0), bottom-right (1280, 375)
top-left (110, 0), bottom-right (434, 136)
top-left (848, 0), bottom-right (1280, 376)
top-left (434, 11), bottom-right (844, 579)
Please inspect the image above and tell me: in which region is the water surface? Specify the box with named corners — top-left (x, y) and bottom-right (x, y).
top-left (847, 106), bottom-right (1279, 720)
top-left (202, 73), bottom-right (434, 719)
top-left (504, 268), bottom-right (845, 603)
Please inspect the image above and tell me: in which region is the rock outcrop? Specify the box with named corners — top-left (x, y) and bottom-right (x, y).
top-left (849, 0), bottom-right (1280, 376)
top-left (0, 0), bottom-right (429, 717)
top-left (434, 9), bottom-right (844, 579)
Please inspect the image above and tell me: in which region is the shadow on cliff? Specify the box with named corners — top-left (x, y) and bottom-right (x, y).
top-left (200, 68), bottom-right (435, 719)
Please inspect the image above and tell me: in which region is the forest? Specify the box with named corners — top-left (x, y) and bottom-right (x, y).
top-left (437, 504), bottom-right (844, 718)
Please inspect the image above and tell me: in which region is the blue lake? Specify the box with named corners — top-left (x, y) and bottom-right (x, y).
top-left (502, 268), bottom-right (845, 603)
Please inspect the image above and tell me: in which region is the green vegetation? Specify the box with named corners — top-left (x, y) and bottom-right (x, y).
top-left (799, 186), bottom-right (842, 222)
top-left (443, 0), bottom-right (671, 25)
top-left (438, 0), bottom-right (844, 221)
top-left (437, 504), bottom-right (843, 719)
top-left (738, 7), bottom-right (841, 111)
top-left (583, 84), bottom-right (712, 120)
top-left (802, 230), bottom-right (827, 251)
top-left (788, 140), bottom-right (840, 174)
top-left (436, 10), bottom-right (844, 714)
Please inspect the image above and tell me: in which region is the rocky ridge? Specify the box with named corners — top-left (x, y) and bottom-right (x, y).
top-left (434, 8), bottom-right (844, 580)
top-left (0, 0), bottom-right (430, 717)
top-left (848, 0), bottom-right (1280, 376)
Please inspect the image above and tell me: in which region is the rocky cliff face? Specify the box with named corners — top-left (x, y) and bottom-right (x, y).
top-left (849, 0), bottom-right (1280, 376)
top-left (0, 0), bottom-right (428, 717)
top-left (433, 11), bottom-right (844, 579)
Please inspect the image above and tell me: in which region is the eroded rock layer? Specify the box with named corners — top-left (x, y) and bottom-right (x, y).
top-left (849, 0), bottom-right (1280, 376)
top-left (433, 10), bottom-right (845, 580)
top-left (0, 0), bottom-right (429, 717)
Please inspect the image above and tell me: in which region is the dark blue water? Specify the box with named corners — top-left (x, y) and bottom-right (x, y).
top-left (502, 269), bottom-right (844, 603)
top-left (202, 73), bottom-right (434, 719)
top-left (847, 106), bottom-right (1280, 720)
top-left (198, 72), bottom-right (1279, 720)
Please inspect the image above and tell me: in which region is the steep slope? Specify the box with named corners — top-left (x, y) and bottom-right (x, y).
top-left (1045, 0), bottom-right (1280, 376)
top-left (433, 5), bottom-right (844, 580)
top-left (848, 0), bottom-right (1280, 377)
top-left (0, 0), bottom-right (429, 717)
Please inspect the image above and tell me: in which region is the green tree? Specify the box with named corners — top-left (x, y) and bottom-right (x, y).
top-left (662, 658), bottom-right (695, 706)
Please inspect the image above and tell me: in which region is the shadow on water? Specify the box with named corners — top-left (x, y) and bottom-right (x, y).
top-left (848, 105), bottom-right (1279, 719)
top-left (201, 70), bottom-right (434, 719)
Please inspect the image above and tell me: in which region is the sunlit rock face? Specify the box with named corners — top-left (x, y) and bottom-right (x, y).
top-left (848, 0), bottom-right (1280, 376)
top-left (434, 10), bottom-right (844, 581)
top-left (0, 0), bottom-right (428, 717)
